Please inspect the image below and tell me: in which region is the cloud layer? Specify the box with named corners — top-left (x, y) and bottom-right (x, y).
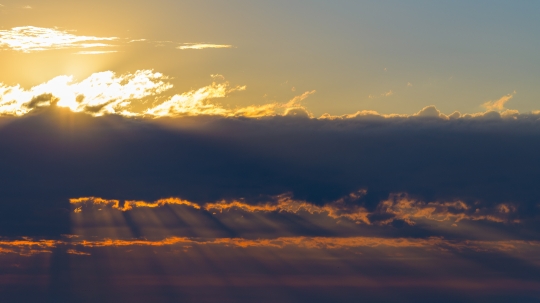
top-left (0, 102), bottom-right (539, 303)
top-left (0, 70), bottom-right (317, 117)
top-left (0, 107), bottom-right (539, 238)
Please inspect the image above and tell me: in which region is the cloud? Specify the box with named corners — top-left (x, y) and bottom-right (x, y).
top-left (71, 190), bottom-right (520, 226)
top-left (177, 43), bottom-right (233, 50)
top-left (0, 71), bottom-right (319, 118)
top-left (0, 70), bottom-right (172, 116)
top-left (374, 194), bottom-right (520, 225)
top-left (5, 69), bottom-right (528, 121)
top-left (145, 81), bottom-right (247, 117)
top-left (74, 50), bottom-right (118, 55)
top-left (0, 26), bottom-right (117, 53)
top-left (71, 197), bottom-right (201, 212)
top-left (1, 92), bottom-right (540, 238)
top-left (414, 105), bottom-right (447, 118)
top-left (1, 235), bottom-right (539, 256)
top-left (369, 90), bottom-right (393, 99)
top-left (283, 90), bottom-right (316, 108)
top-left (482, 92), bottom-right (515, 111)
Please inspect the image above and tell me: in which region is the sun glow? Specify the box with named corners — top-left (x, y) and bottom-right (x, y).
top-left (0, 70), bottom-right (318, 118)
top-left (0, 70), bottom-right (172, 116)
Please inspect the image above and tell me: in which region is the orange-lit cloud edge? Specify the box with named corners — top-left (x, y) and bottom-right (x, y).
top-left (70, 191), bottom-right (521, 227)
top-left (0, 69), bottom-right (535, 119)
top-left (1, 235), bottom-right (539, 257)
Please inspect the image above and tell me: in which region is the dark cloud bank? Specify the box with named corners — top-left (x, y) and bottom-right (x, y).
top-left (0, 107), bottom-right (539, 237)
top-left (2, 107), bottom-right (540, 303)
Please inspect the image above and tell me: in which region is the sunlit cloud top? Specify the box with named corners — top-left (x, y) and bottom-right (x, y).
top-left (0, 70), bottom-right (319, 117)
top-left (0, 70), bottom-right (172, 116)
top-left (177, 43), bottom-right (233, 50)
top-left (0, 26), bottom-right (117, 53)
top-left (0, 69), bottom-right (532, 119)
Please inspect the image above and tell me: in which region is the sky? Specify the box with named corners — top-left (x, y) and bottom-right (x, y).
top-left (1, 1), bottom-right (540, 303)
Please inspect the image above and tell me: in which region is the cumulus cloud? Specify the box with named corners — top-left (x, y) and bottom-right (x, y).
top-left (0, 26), bottom-right (117, 53)
top-left (414, 105), bottom-right (447, 118)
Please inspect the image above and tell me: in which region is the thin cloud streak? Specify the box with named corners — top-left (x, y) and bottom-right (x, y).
top-left (177, 43), bottom-right (233, 50)
top-left (1, 236), bottom-right (539, 256)
top-left (0, 26), bottom-right (117, 53)
top-left (74, 50), bottom-right (119, 55)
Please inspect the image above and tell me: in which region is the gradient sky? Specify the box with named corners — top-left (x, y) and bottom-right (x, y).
top-left (1, 2), bottom-right (540, 303)
top-left (1, 0), bottom-right (540, 116)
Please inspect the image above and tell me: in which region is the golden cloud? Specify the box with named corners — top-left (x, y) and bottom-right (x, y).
top-left (0, 70), bottom-right (320, 118)
top-left (145, 81), bottom-right (247, 117)
top-left (1, 236), bottom-right (539, 257)
top-left (2, 69), bottom-right (534, 120)
top-left (482, 92), bottom-right (515, 111)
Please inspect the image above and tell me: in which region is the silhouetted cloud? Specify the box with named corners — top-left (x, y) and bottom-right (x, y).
top-left (0, 107), bottom-right (539, 239)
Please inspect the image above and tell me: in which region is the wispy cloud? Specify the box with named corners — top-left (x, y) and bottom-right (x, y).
top-left (283, 90), bottom-right (316, 108)
top-left (0, 26), bottom-right (117, 53)
top-left (145, 81), bottom-right (247, 116)
top-left (482, 92), bottom-right (516, 111)
top-left (369, 89), bottom-right (393, 99)
top-left (74, 50), bottom-right (118, 55)
top-left (177, 43), bottom-right (233, 50)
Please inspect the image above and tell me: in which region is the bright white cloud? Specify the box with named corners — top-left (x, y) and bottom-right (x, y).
top-left (145, 82), bottom-right (247, 117)
top-left (177, 43), bottom-right (233, 50)
top-left (0, 26), bottom-right (117, 53)
top-left (0, 70), bottom-right (172, 116)
top-left (74, 50), bottom-right (119, 55)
